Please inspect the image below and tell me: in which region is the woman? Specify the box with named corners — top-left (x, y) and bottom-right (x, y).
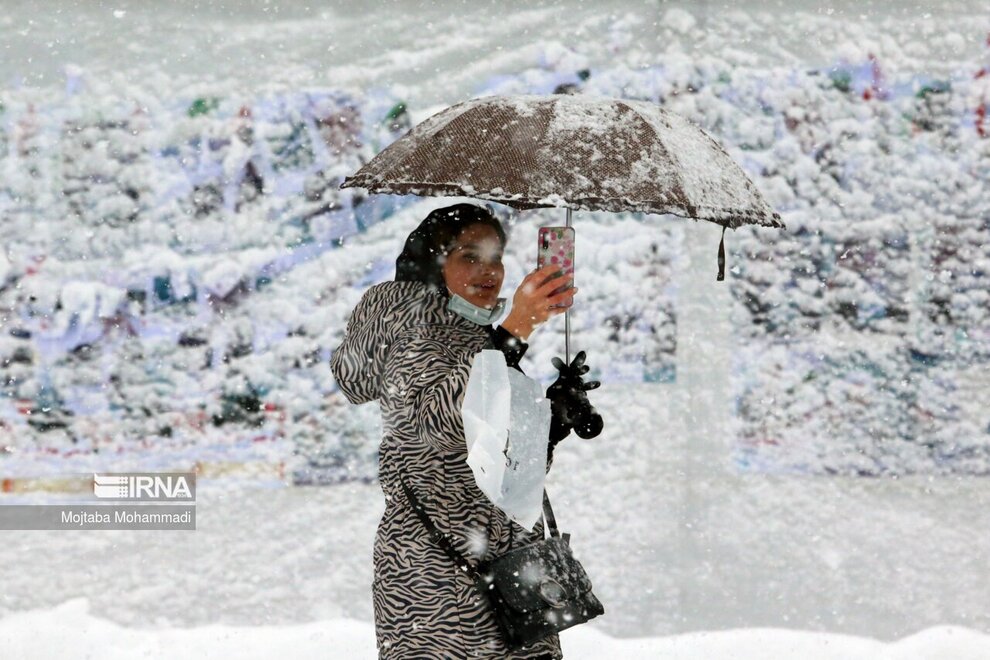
top-left (331, 203), bottom-right (598, 659)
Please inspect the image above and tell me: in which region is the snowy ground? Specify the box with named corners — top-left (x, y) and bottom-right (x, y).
top-left (4, 597), bottom-right (990, 660)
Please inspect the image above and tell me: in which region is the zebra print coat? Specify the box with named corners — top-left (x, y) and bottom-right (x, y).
top-left (331, 280), bottom-right (563, 659)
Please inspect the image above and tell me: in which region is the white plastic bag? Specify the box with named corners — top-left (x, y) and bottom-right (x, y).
top-left (462, 349), bottom-right (551, 530)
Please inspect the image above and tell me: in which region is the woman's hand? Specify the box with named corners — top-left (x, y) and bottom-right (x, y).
top-left (546, 350), bottom-right (603, 440)
top-left (501, 265), bottom-right (577, 342)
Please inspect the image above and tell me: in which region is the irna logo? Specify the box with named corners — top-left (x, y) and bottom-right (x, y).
top-left (92, 473), bottom-right (196, 501)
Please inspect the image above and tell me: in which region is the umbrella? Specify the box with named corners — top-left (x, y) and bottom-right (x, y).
top-left (341, 93), bottom-right (785, 362)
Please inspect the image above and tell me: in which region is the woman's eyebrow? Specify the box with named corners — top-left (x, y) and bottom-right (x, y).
top-left (454, 243), bottom-right (503, 256)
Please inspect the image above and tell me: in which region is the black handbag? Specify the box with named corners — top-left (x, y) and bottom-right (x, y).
top-left (398, 477), bottom-right (605, 651)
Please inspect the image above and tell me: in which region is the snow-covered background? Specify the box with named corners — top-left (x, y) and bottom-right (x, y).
top-left (2, 0), bottom-right (990, 657)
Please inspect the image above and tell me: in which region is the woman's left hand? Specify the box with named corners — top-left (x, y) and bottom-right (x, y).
top-left (546, 350), bottom-right (603, 441)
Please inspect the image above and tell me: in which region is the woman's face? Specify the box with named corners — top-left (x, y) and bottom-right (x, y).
top-left (442, 223), bottom-right (505, 310)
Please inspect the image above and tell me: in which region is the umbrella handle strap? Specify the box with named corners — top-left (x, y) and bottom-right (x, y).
top-left (717, 224), bottom-right (727, 282)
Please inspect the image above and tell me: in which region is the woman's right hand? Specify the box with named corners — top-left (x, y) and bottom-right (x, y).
top-left (501, 265), bottom-right (577, 342)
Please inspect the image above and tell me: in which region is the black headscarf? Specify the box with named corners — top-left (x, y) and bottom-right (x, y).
top-left (394, 203), bottom-right (507, 294)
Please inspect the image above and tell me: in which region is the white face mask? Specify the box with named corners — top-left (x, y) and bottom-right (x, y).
top-left (446, 288), bottom-right (506, 325)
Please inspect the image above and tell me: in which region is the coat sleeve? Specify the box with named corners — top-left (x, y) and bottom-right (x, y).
top-left (490, 324), bottom-right (529, 368)
top-left (384, 331), bottom-right (474, 455)
top-left (330, 286), bottom-right (383, 405)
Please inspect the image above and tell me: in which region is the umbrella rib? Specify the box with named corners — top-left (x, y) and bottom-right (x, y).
top-left (613, 98), bottom-right (692, 218)
top-left (616, 99), bottom-right (785, 230)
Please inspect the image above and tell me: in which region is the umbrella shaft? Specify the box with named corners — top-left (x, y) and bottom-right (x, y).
top-left (565, 208), bottom-right (572, 365)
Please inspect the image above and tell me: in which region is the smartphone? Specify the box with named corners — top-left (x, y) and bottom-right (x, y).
top-left (537, 226), bottom-right (575, 308)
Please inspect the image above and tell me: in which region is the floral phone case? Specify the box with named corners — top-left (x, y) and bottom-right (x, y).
top-left (537, 226), bottom-right (575, 308)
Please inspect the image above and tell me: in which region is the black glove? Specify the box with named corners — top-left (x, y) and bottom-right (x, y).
top-left (545, 350), bottom-right (603, 444)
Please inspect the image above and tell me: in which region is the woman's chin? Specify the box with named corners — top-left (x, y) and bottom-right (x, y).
top-left (467, 291), bottom-right (498, 308)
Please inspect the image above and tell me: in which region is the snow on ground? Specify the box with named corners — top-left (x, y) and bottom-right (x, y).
top-left (3, 597), bottom-right (990, 660)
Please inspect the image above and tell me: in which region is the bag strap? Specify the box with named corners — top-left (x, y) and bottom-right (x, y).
top-left (397, 476), bottom-right (561, 578)
top-left (399, 476), bottom-right (482, 577)
top-left (542, 489), bottom-right (560, 539)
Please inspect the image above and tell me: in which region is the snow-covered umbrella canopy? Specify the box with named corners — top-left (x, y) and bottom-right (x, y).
top-left (341, 93), bottom-right (785, 231)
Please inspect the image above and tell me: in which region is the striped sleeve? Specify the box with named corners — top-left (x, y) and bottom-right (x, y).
top-left (384, 333), bottom-right (473, 455)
